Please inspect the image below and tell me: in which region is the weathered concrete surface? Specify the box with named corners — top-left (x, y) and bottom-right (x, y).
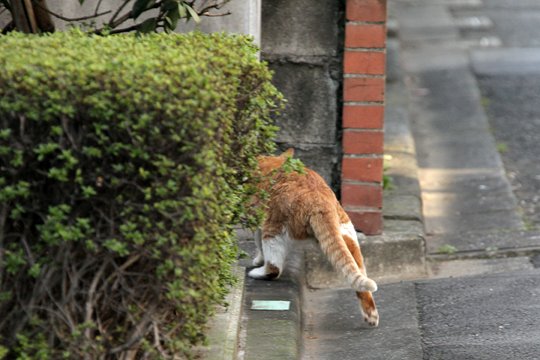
top-left (261, 0), bottom-right (340, 57)
top-left (402, 42), bottom-right (523, 242)
top-left (471, 48), bottom-right (540, 75)
top-left (237, 240), bottom-right (302, 360)
top-left (197, 267), bottom-right (245, 360)
top-left (305, 220), bottom-right (426, 289)
top-left (416, 269), bottom-right (540, 360)
top-left (396, 5), bottom-right (458, 43)
top-left (302, 267), bottom-right (540, 360)
top-left (383, 194), bottom-right (422, 221)
top-left (428, 230), bottom-right (540, 255)
top-left (241, 277), bottom-right (300, 360)
top-left (301, 283), bottom-right (424, 360)
top-left (474, 72), bottom-right (540, 228)
top-left (384, 77), bottom-right (422, 216)
top-left (428, 257), bottom-right (534, 279)
top-left (269, 63), bottom-right (338, 146)
top-left (454, 3), bottom-right (540, 47)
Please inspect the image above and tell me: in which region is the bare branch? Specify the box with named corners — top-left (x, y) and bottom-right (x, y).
top-left (152, 321), bottom-right (169, 357)
top-left (108, 303), bottom-right (157, 354)
top-left (108, 0), bottom-right (131, 26)
top-left (107, 1), bottom-right (162, 30)
top-left (84, 261), bottom-right (108, 343)
top-left (98, 254), bottom-right (141, 296)
top-left (197, 0), bottom-right (231, 16)
top-left (201, 11), bottom-right (231, 17)
top-left (20, 232), bottom-right (35, 266)
top-left (98, 23), bottom-right (140, 35)
top-left (61, 115), bottom-right (80, 150)
top-left (94, 0), bottom-right (104, 16)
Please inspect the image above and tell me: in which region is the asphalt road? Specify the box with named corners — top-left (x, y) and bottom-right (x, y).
top-left (456, 1), bottom-right (540, 228)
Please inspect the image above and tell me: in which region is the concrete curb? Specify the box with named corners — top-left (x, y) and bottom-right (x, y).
top-left (198, 266), bottom-right (245, 360)
top-left (236, 237), bottom-right (303, 360)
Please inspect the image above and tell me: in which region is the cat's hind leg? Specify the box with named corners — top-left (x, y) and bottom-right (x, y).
top-left (356, 291), bottom-right (379, 327)
top-left (248, 230), bottom-right (289, 280)
top-left (252, 228), bottom-right (264, 266)
top-left (342, 223), bottom-right (379, 327)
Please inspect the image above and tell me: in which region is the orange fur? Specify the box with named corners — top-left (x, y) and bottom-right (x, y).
top-left (249, 149), bottom-right (379, 326)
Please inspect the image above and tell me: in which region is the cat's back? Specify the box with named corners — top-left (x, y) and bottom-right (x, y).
top-left (269, 167), bottom-right (339, 210)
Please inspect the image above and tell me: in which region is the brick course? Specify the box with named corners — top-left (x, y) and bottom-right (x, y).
top-left (344, 51), bottom-right (386, 75)
top-left (342, 157), bottom-right (383, 183)
top-left (343, 130), bottom-right (383, 155)
top-left (346, 0), bottom-right (387, 22)
top-left (343, 77), bottom-right (385, 102)
top-left (341, 0), bottom-right (387, 235)
top-left (345, 23), bottom-right (386, 48)
top-left (343, 105), bottom-right (384, 129)
top-left (342, 183), bottom-right (383, 208)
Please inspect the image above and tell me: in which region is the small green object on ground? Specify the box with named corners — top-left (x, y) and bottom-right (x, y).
top-left (251, 300), bottom-right (291, 311)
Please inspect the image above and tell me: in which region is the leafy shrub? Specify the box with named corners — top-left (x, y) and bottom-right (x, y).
top-left (0, 30), bottom-right (281, 359)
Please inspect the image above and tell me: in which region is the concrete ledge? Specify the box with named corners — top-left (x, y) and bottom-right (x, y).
top-left (198, 266), bottom-right (245, 360)
top-left (241, 275), bottom-right (301, 360)
top-left (236, 238), bottom-right (303, 360)
top-left (305, 222), bottom-right (426, 289)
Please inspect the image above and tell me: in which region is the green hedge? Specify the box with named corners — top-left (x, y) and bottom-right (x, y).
top-left (0, 31), bottom-right (281, 359)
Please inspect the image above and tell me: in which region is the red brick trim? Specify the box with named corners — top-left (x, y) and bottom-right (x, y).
top-left (343, 130), bottom-right (383, 155)
top-left (346, 0), bottom-right (386, 22)
top-left (342, 183), bottom-right (382, 208)
top-left (343, 105), bottom-right (384, 129)
top-left (345, 23), bottom-right (386, 48)
top-left (344, 51), bottom-right (386, 75)
top-left (342, 0), bottom-right (387, 235)
top-left (342, 157), bottom-right (383, 183)
top-left (345, 208), bottom-right (383, 236)
top-left (343, 77), bottom-right (385, 102)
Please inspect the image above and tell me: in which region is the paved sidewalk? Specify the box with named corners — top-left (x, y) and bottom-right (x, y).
top-left (299, 1), bottom-right (540, 359)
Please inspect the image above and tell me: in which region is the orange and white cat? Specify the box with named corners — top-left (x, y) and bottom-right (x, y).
top-left (248, 149), bottom-right (379, 326)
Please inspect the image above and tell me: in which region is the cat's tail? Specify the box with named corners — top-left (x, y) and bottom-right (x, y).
top-left (309, 211), bottom-right (377, 293)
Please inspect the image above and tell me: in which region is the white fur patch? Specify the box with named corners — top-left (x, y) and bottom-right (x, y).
top-left (340, 221), bottom-right (358, 242)
top-left (361, 307), bottom-right (379, 327)
top-left (248, 266), bottom-right (268, 279)
top-left (262, 231), bottom-right (290, 273)
top-left (252, 251), bottom-right (264, 267)
top-left (252, 228), bottom-right (264, 266)
top-left (248, 228), bottom-right (292, 279)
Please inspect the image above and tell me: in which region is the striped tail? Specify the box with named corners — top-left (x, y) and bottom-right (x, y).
top-left (309, 211), bottom-right (377, 292)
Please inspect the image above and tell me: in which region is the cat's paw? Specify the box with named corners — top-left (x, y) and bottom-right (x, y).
top-left (248, 266), bottom-right (268, 279)
top-left (248, 264), bottom-right (280, 280)
top-left (362, 308), bottom-right (379, 327)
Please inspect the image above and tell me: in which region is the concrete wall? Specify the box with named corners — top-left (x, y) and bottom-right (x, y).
top-left (261, 0), bottom-right (344, 189)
